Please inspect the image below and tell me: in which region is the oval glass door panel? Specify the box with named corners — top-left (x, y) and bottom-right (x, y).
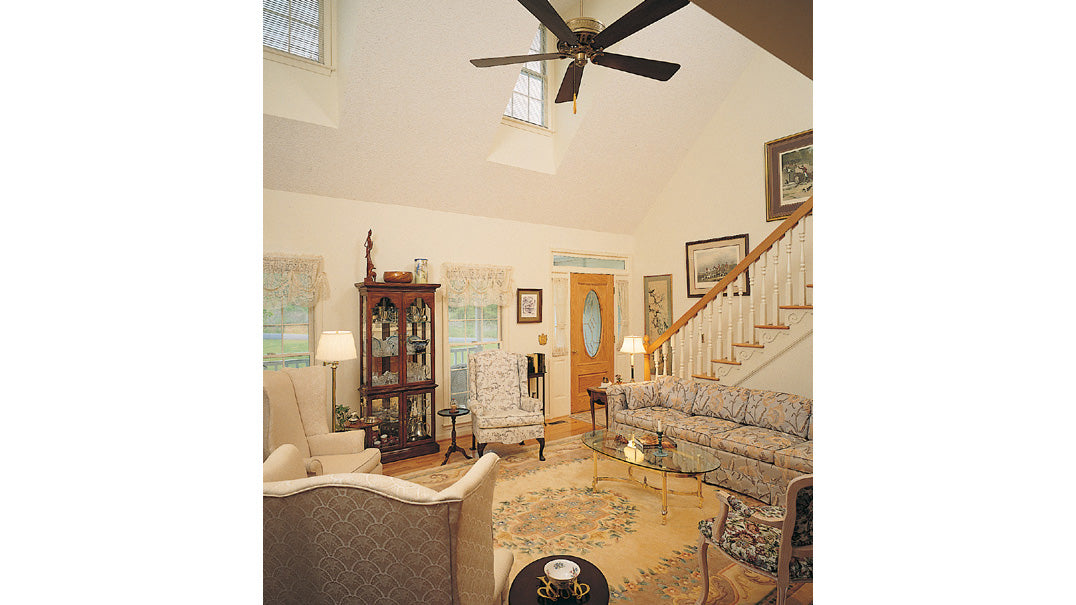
top-left (582, 290), bottom-right (602, 357)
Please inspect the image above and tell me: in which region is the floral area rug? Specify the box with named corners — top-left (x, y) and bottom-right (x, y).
top-left (394, 437), bottom-right (812, 604)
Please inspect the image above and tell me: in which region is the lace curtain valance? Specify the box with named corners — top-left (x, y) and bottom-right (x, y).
top-left (264, 254), bottom-right (331, 308)
top-left (442, 263), bottom-right (513, 307)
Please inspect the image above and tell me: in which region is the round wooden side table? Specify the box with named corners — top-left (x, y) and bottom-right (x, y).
top-left (437, 407), bottom-right (472, 465)
top-left (508, 554), bottom-right (609, 605)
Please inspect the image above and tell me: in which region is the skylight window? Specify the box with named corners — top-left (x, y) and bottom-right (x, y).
top-left (263, 0), bottom-right (323, 63)
top-left (503, 27), bottom-right (547, 128)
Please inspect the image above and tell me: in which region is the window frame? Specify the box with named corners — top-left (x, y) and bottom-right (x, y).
top-left (262, 301), bottom-right (316, 370)
top-left (263, 0), bottom-right (337, 76)
top-left (446, 303), bottom-right (504, 406)
top-left (502, 26), bottom-right (552, 130)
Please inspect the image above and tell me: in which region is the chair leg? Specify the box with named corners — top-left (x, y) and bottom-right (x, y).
top-left (477, 443), bottom-right (486, 457)
top-left (695, 534), bottom-right (710, 605)
top-left (537, 437), bottom-right (545, 461)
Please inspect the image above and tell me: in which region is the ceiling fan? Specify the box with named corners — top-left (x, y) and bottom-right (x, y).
top-left (470, 0), bottom-right (690, 112)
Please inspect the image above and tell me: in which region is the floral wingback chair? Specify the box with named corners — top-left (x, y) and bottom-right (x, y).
top-left (468, 350), bottom-right (546, 461)
top-left (695, 475), bottom-right (812, 605)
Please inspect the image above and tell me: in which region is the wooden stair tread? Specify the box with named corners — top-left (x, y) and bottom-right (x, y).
top-left (733, 342), bottom-right (764, 348)
top-left (711, 358), bottom-right (742, 365)
top-left (692, 373), bottom-right (720, 381)
top-left (779, 305), bottom-right (813, 309)
top-left (755, 324), bottom-right (790, 330)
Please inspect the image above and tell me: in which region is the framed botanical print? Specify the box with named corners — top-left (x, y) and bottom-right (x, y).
top-left (765, 129), bottom-right (813, 221)
top-left (643, 274), bottom-right (673, 345)
top-left (685, 234), bottom-right (749, 298)
top-left (516, 288), bottom-right (542, 323)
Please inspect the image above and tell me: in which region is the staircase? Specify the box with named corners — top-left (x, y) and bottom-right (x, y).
top-left (644, 198), bottom-right (813, 387)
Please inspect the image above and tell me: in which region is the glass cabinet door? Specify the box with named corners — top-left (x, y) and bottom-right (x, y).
top-left (404, 296), bottom-right (433, 385)
top-left (405, 391), bottom-right (433, 442)
top-left (370, 296), bottom-right (401, 387)
top-left (368, 395), bottom-right (401, 449)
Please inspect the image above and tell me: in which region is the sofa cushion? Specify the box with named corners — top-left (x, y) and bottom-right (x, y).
top-left (742, 389), bottom-right (813, 439)
top-left (664, 415), bottom-right (743, 448)
top-left (774, 441), bottom-right (813, 473)
top-left (610, 380), bottom-right (662, 410)
top-left (472, 408), bottom-right (544, 429)
top-left (691, 382), bottom-right (752, 424)
top-left (713, 426), bottom-right (805, 465)
top-left (313, 449), bottom-right (383, 475)
top-left (614, 406), bottom-right (692, 434)
top-left (664, 378), bottom-right (700, 414)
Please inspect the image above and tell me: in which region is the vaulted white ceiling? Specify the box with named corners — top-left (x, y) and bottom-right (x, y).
top-left (263, 0), bottom-right (765, 234)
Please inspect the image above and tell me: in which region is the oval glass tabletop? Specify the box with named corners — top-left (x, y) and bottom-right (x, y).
top-left (581, 429), bottom-right (721, 475)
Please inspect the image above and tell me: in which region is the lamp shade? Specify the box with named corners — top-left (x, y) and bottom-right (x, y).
top-left (316, 331), bottom-right (357, 362)
top-left (620, 336), bottom-right (645, 354)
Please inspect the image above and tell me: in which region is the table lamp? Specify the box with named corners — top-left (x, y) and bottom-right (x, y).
top-left (316, 330), bottom-right (357, 431)
top-left (620, 336), bottom-right (645, 382)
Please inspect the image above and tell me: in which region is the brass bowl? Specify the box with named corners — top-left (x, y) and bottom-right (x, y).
top-left (383, 271), bottom-right (413, 283)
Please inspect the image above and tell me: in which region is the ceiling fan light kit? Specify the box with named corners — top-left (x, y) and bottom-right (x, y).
top-left (471, 0), bottom-right (689, 113)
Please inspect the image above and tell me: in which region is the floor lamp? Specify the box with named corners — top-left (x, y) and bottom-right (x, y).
top-left (620, 336), bottom-right (645, 382)
top-left (316, 330), bottom-right (357, 432)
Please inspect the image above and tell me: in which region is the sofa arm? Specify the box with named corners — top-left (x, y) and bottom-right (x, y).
top-left (307, 430), bottom-right (366, 456)
top-left (263, 444), bottom-right (308, 482)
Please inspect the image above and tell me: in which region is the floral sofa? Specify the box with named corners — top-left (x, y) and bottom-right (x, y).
top-left (606, 376), bottom-right (812, 506)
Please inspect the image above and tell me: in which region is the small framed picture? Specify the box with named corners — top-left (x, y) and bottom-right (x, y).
top-left (643, 274), bottom-right (673, 345)
top-left (765, 129), bottom-right (813, 221)
top-left (516, 288), bottom-right (543, 323)
top-left (685, 234), bottom-right (750, 297)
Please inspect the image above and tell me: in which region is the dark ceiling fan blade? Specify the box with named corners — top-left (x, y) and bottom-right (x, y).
top-left (591, 52), bottom-right (680, 81)
top-left (591, 0), bottom-right (689, 49)
top-left (470, 52), bottom-right (564, 68)
top-left (555, 62), bottom-right (585, 103)
top-left (517, 0), bottom-right (579, 45)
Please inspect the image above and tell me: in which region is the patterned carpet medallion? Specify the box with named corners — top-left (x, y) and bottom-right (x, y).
top-left (396, 437), bottom-right (812, 605)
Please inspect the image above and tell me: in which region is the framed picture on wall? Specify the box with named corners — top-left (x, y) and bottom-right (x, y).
top-left (643, 274), bottom-right (673, 345)
top-left (685, 234), bottom-right (750, 297)
top-left (765, 129), bottom-right (813, 221)
top-left (516, 288), bottom-right (542, 323)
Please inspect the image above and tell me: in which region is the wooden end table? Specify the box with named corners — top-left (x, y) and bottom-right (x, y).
top-left (508, 554), bottom-right (609, 605)
top-left (585, 386), bottom-right (610, 430)
top-left (437, 408), bottom-right (472, 465)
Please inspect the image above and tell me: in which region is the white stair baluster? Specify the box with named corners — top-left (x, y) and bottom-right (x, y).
top-left (772, 244), bottom-right (781, 322)
top-left (736, 276), bottom-right (744, 344)
top-left (748, 259), bottom-right (757, 343)
top-left (785, 229), bottom-right (794, 307)
top-left (706, 302), bottom-right (714, 376)
top-left (679, 326), bottom-right (686, 379)
top-left (801, 215), bottom-right (810, 305)
top-left (664, 341), bottom-right (671, 376)
top-left (759, 252), bottom-right (768, 326)
top-left (726, 288), bottom-right (734, 362)
top-left (715, 292), bottom-right (724, 362)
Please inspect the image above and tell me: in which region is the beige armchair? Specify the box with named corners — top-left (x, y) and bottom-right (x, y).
top-left (264, 446), bottom-right (513, 605)
top-left (263, 366), bottom-right (382, 475)
top-left (468, 350), bottom-right (546, 460)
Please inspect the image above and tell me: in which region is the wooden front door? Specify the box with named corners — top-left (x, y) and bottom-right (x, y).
top-left (570, 273), bottom-right (615, 414)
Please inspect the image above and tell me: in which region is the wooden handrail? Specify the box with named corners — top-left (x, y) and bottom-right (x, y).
top-left (646, 197), bottom-right (813, 358)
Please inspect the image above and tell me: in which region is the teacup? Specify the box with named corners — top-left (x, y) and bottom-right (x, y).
top-left (537, 559), bottom-right (581, 599)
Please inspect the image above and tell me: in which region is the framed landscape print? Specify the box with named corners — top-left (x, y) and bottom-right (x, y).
top-left (643, 274), bottom-right (673, 345)
top-left (516, 288), bottom-right (542, 323)
top-left (685, 234), bottom-right (750, 297)
top-left (765, 129), bottom-right (813, 221)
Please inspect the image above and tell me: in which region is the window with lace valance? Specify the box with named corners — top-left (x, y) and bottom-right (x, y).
top-left (263, 254), bottom-right (330, 370)
top-left (441, 263), bottom-right (513, 308)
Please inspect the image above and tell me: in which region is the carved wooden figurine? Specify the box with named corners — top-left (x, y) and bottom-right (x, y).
top-left (364, 229), bottom-right (377, 284)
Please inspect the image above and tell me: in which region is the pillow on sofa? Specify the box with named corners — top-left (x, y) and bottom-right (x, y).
top-left (612, 380), bottom-right (660, 410)
top-left (664, 378), bottom-right (699, 415)
top-left (742, 389), bottom-right (813, 439)
top-left (691, 382), bottom-right (751, 423)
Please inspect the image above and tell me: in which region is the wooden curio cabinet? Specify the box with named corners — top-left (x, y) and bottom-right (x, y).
top-left (355, 282), bottom-right (439, 462)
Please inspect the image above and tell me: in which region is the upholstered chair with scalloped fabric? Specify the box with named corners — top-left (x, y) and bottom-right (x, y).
top-left (467, 350), bottom-right (546, 461)
top-left (263, 366), bottom-right (382, 476)
top-left (264, 449), bottom-right (513, 605)
top-left (695, 475), bottom-right (812, 605)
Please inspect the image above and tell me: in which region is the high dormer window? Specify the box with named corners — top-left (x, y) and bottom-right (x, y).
top-left (263, 0), bottom-right (335, 73)
top-left (503, 26), bottom-right (547, 128)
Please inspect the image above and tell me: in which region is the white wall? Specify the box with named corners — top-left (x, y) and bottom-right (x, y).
top-left (631, 49), bottom-right (814, 396)
top-left (264, 189), bottom-right (635, 431)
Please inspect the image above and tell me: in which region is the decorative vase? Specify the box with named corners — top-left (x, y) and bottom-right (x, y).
top-left (414, 258), bottom-right (428, 283)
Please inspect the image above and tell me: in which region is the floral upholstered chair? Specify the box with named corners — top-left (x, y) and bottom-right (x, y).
top-left (468, 350), bottom-right (546, 461)
top-left (695, 475), bottom-right (812, 605)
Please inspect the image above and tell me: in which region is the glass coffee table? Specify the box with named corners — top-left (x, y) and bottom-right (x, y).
top-left (582, 429), bottom-right (721, 524)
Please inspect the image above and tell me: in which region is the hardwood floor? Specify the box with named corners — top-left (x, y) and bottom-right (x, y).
top-left (382, 414), bottom-right (599, 476)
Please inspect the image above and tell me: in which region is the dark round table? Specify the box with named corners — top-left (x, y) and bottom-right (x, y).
top-left (436, 407), bottom-right (472, 465)
top-left (508, 555), bottom-right (609, 605)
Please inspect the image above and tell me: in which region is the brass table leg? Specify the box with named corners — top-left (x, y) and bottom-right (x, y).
top-left (696, 474), bottom-right (703, 508)
top-left (661, 471), bottom-right (668, 525)
top-left (592, 452), bottom-right (598, 489)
